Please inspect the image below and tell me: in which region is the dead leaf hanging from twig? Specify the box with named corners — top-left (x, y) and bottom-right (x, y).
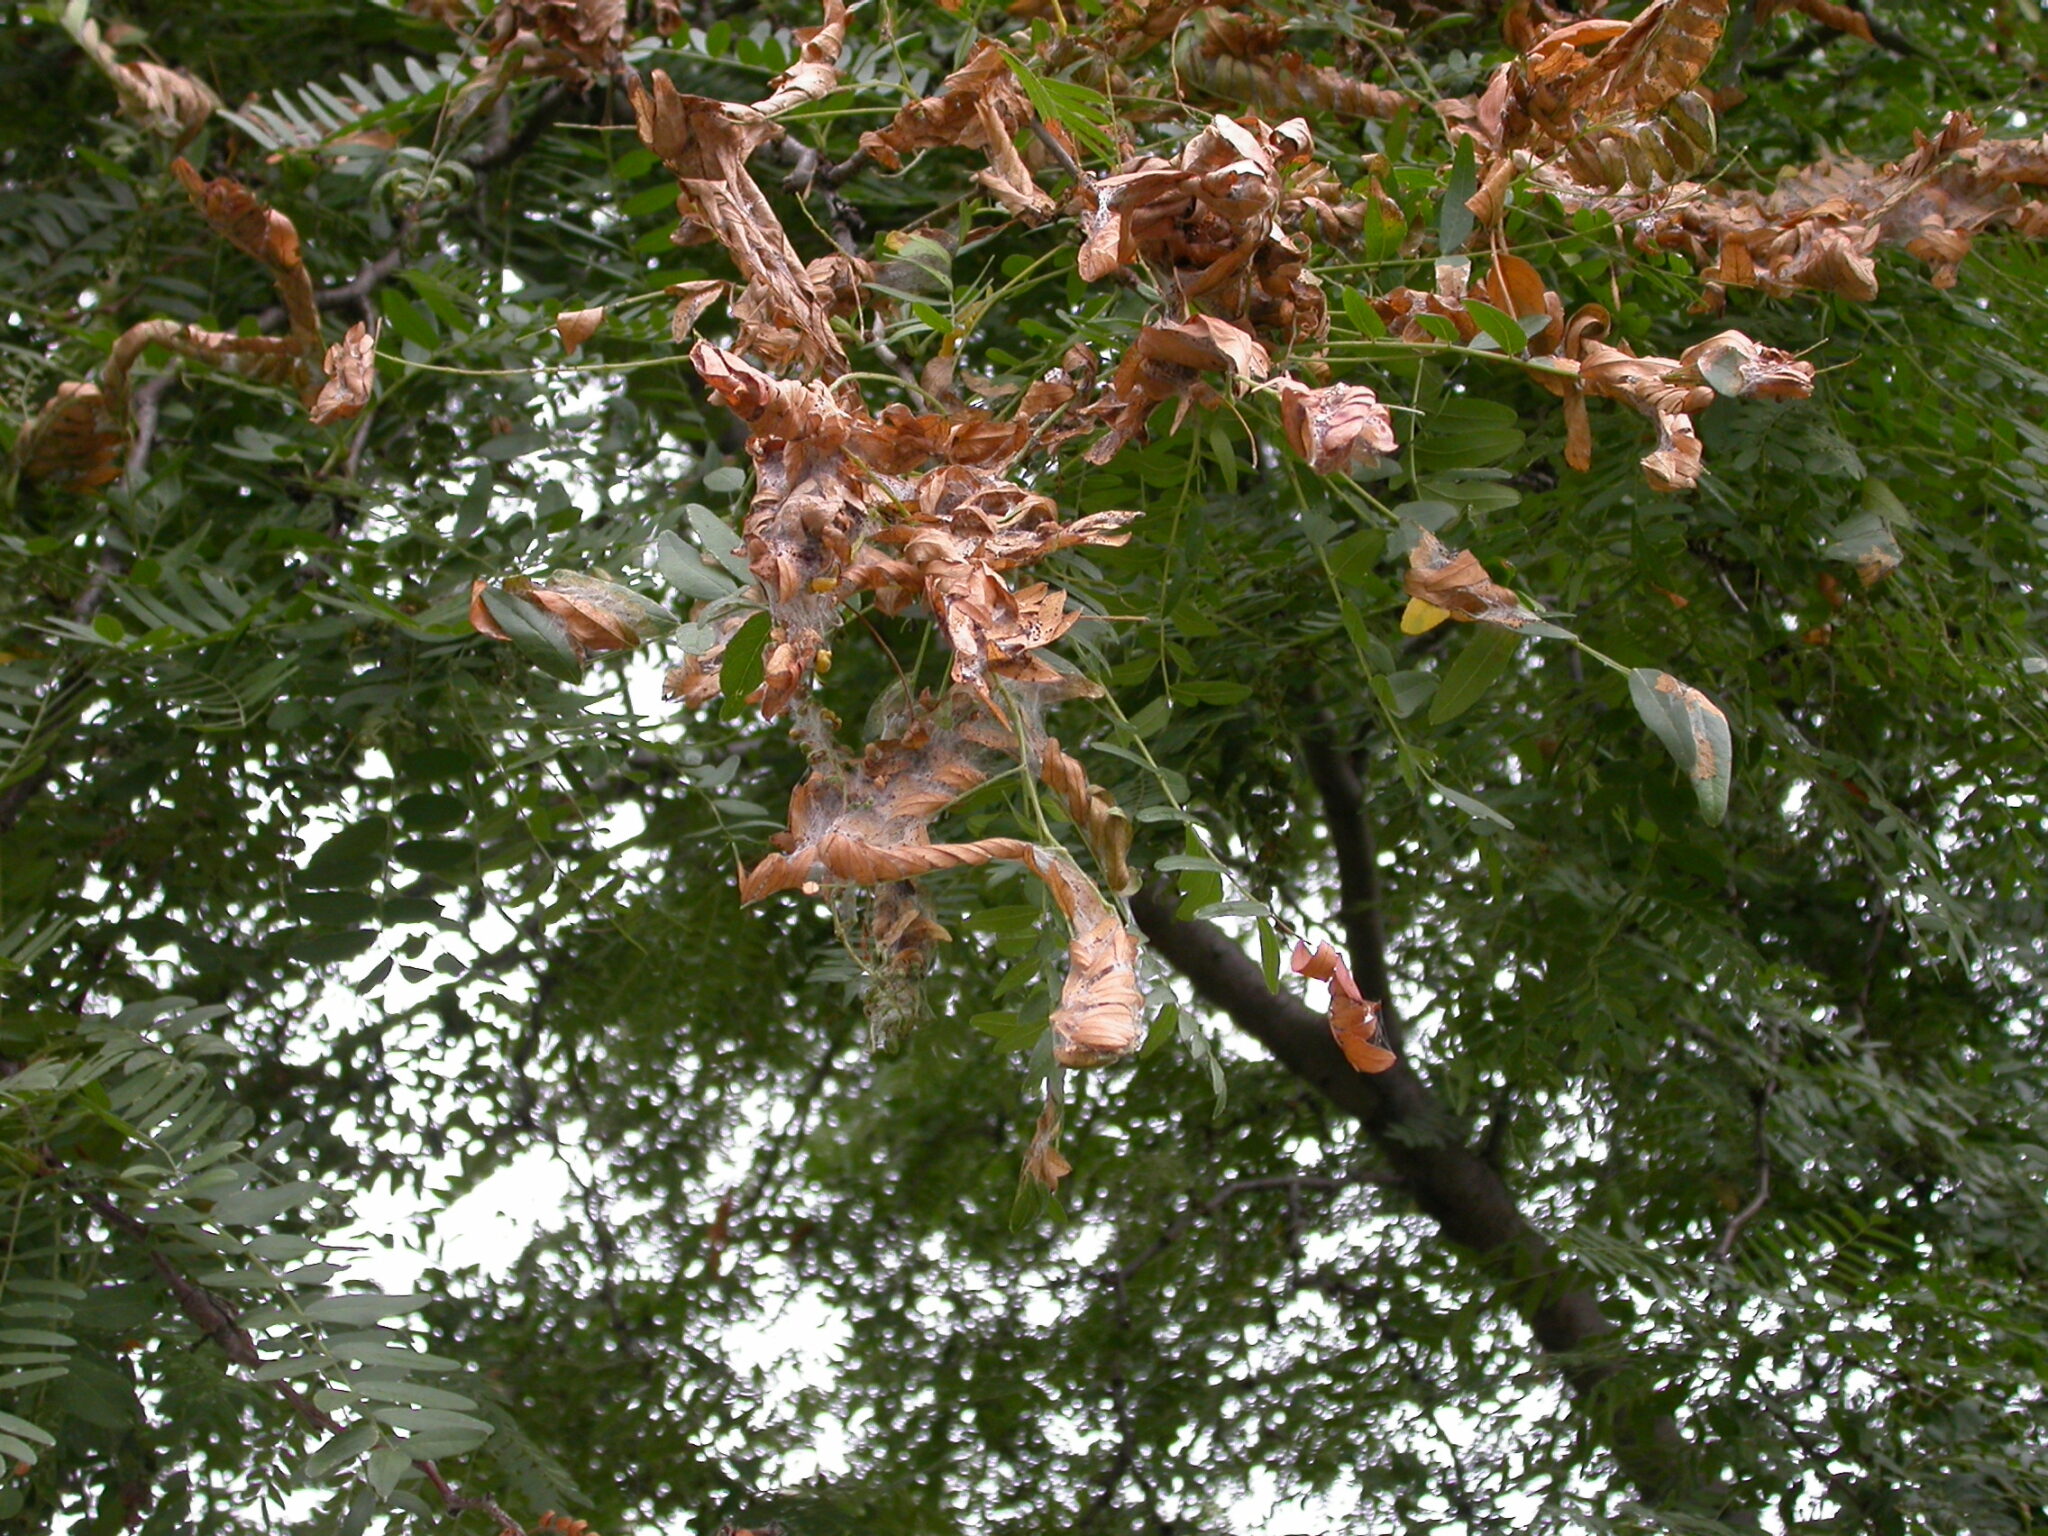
top-left (857, 42), bottom-right (1053, 218)
top-left (1291, 940), bottom-right (1395, 1073)
top-left (311, 323), bottom-right (377, 426)
top-left (739, 693), bottom-right (1145, 1068)
top-left (555, 307), bottom-right (606, 355)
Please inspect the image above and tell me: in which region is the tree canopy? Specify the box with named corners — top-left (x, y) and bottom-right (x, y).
top-left (3, 0), bottom-right (2048, 1531)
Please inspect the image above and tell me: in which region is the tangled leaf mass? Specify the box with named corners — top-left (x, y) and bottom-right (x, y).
top-left (22, 0), bottom-right (2046, 1180)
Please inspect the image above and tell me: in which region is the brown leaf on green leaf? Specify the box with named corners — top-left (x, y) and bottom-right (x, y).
top-left (470, 572), bottom-right (674, 660)
top-left (1403, 530), bottom-right (1529, 630)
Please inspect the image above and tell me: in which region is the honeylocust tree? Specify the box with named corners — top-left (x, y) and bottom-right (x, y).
top-left (3, 0), bottom-right (2047, 1531)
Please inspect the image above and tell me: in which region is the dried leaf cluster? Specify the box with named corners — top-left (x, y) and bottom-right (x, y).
top-left (37, 0), bottom-right (2048, 1189)
top-left (16, 162), bottom-right (373, 489)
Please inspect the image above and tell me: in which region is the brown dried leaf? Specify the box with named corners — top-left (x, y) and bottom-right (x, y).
top-left (104, 321), bottom-right (301, 404)
top-left (749, 0), bottom-right (847, 116)
top-left (1574, 0), bottom-right (1729, 120)
top-left (69, 16), bottom-right (219, 143)
top-left (1275, 378), bottom-right (1398, 476)
top-left (1765, 0), bottom-right (1875, 43)
top-left (667, 279), bottom-right (729, 342)
top-left (1039, 737), bottom-right (1135, 895)
top-left (1023, 1096), bottom-right (1074, 1191)
top-left (1033, 844), bottom-right (1144, 1067)
top-left (1075, 115), bottom-right (1318, 336)
top-left (861, 879), bottom-right (948, 1051)
top-left (1480, 252), bottom-right (1564, 353)
top-left (171, 158), bottom-right (300, 273)
top-left (471, 571), bottom-right (673, 658)
top-left (1676, 330), bottom-right (1816, 400)
top-left (1087, 316), bottom-right (1270, 463)
top-left (629, 71), bottom-right (844, 374)
top-left (115, 61), bottom-right (219, 143)
top-left (555, 306), bottom-right (606, 355)
top-left (1558, 112), bottom-right (2048, 298)
top-left (1404, 530), bottom-right (1529, 629)
top-left (16, 382), bottom-right (124, 492)
top-left (740, 692), bottom-right (1142, 1068)
top-left (310, 323), bottom-right (376, 426)
top-left (1290, 940), bottom-right (1395, 1074)
top-left (1186, 11), bottom-right (1407, 122)
top-left (664, 608), bottom-right (753, 706)
top-left (858, 43), bottom-right (1055, 220)
top-left (691, 342), bottom-right (870, 715)
top-left (518, 0), bottom-right (626, 72)
top-left (170, 158), bottom-right (321, 357)
top-left (859, 42), bottom-right (1027, 170)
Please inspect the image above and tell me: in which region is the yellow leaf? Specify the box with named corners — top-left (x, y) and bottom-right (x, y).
top-left (1402, 598), bottom-right (1451, 634)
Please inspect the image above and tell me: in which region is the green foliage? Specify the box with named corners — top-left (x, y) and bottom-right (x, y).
top-left (2, 0), bottom-right (2047, 1532)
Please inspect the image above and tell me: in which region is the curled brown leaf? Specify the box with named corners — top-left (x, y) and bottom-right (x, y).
top-left (16, 383), bottom-right (124, 492)
top-left (667, 280), bottom-right (728, 342)
top-left (555, 306), bottom-right (606, 355)
top-left (1275, 378), bottom-right (1397, 476)
top-left (1076, 115), bottom-right (1324, 340)
top-left (311, 323), bottom-right (376, 426)
top-left (740, 692), bottom-right (1143, 1069)
top-left (748, 0), bottom-right (848, 117)
top-left (1290, 940), bottom-right (1395, 1074)
top-left (170, 159), bottom-right (321, 363)
top-left (471, 571), bottom-right (675, 659)
top-left (1403, 530), bottom-right (1529, 630)
top-left (1023, 1096), bottom-right (1075, 1192)
top-left (628, 71), bottom-right (844, 374)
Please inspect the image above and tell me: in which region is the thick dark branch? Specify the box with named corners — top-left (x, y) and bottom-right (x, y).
top-left (1130, 886), bottom-right (1726, 1515)
top-left (1300, 731), bottom-right (1404, 1050)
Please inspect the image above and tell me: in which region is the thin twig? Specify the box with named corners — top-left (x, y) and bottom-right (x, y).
top-left (462, 82), bottom-right (575, 171)
top-left (1713, 1084), bottom-right (1776, 1263)
top-left (815, 145), bottom-right (873, 189)
top-left (1029, 119), bottom-right (1087, 184)
top-left (74, 1182), bottom-right (524, 1533)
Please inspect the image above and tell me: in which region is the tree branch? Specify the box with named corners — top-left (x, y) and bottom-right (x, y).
top-left (461, 82), bottom-right (576, 171)
top-left (1713, 1085), bottom-right (1775, 1263)
top-left (1300, 729), bottom-right (1405, 1050)
top-left (1129, 885), bottom-right (1731, 1516)
top-left (76, 1184), bottom-right (524, 1533)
